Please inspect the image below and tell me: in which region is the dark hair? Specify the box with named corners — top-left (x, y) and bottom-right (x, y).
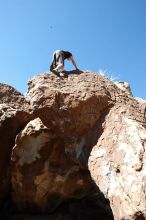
top-left (63, 51), bottom-right (72, 59)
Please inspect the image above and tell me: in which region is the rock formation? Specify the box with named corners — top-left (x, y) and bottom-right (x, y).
top-left (11, 117), bottom-right (92, 213)
top-left (115, 81), bottom-right (133, 96)
top-left (0, 71), bottom-right (146, 219)
top-left (88, 102), bottom-right (146, 219)
top-left (0, 83), bottom-right (33, 206)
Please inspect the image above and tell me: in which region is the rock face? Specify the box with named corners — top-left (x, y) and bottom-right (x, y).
top-left (11, 117), bottom-right (92, 212)
top-left (88, 98), bottom-right (146, 218)
top-left (115, 81), bottom-right (133, 96)
top-left (26, 71), bottom-right (113, 136)
top-left (89, 77), bottom-right (146, 220)
top-left (0, 71), bottom-right (146, 220)
top-left (11, 71), bottom-right (115, 213)
top-left (0, 83), bottom-right (32, 205)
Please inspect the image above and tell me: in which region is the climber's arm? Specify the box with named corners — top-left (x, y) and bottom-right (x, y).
top-left (68, 56), bottom-right (78, 70)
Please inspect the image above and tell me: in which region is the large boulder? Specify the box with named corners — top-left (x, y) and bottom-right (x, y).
top-left (11, 71), bottom-right (118, 213)
top-left (0, 83), bottom-right (32, 205)
top-left (25, 71), bottom-right (114, 136)
top-left (88, 99), bottom-right (146, 219)
top-left (1, 71), bottom-right (146, 220)
top-left (11, 117), bottom-right (92, 213)
top-left (24, 71), bottom-right (146, 218)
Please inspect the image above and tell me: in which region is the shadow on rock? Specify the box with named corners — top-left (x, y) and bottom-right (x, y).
top-left (0, 108), bottom-right (114, 220)
top-left (61, 69), bottom-right (83, 77)
top-left (0, 186), bottom-right (114, 220)
top-left (78, 108), bottom-right (112, 168)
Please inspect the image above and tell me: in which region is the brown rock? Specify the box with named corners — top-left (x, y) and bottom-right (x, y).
top-left (0, 83), bottom-right (32, 205)
top-left (23, 71), bottom-right (146, 217)
top-left (11, 71), bottom-right (117, 214)
top-left (115, 81), bottom-right (133, 96)
top-left (88, 101), bottom-right (146, 219)
top-left (0, 83), bottom-right (27, 105)
top-left (26, 71), bottom-right (115, 136)
top-left (11, 118), bottom-right (92, 213)
top-left (1, 71), bottom-right (146, 219)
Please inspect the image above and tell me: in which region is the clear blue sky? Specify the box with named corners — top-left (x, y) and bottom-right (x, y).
top-left (0, 0), bottom-right (145, 99)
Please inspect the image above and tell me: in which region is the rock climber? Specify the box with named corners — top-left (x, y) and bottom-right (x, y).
top-left (50, 50), bottom-right (79, 73)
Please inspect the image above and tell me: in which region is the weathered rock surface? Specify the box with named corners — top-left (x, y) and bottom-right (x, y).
top-left (1, 71), bottom-right (146, 220)
top-left (0, 83), bottom-right (33, 205)
top-left (11, 117), bottom-right (92, 212)
top-left (115, 81), bottom-right (133, 96)
top-left (26, 71), bottom-right (113, 136)
top-left (10, 70), bottom-right (117, 215)
top-left (25, 71), bottom-right (146, 219)
top-left (88, 101), bottom-right (146, 219)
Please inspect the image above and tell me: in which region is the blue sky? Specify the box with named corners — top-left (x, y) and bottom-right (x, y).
top-left (0, 0), bottom-right (145, 99)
